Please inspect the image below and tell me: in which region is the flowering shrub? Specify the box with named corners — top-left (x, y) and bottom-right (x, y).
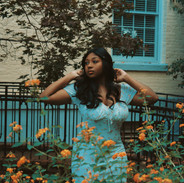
top-left (0, 79), bottom-right (184, 183)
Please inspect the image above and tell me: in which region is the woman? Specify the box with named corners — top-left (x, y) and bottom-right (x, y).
top-left (40, 48), bottom-right (158, 182)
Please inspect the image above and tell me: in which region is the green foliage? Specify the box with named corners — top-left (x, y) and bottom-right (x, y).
top-left (0, 0), bottom-right (143, 86)
top-left (171, 0), bottom-right (184, 14)
top-left (167, 58), bottom-right (184, 88)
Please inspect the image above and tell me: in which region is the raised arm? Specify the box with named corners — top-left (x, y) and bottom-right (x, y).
top-left (40, 70), bottom-right (82, 105)
top-left (115, 68), bottom-right (158, 106)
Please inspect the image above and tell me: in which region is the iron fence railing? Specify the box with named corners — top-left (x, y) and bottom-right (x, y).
top-left (0, 82), bottom-right (184, 159)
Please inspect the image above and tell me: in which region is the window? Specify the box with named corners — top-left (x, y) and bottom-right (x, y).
top-left (112, 0), bottom-right (167, 71)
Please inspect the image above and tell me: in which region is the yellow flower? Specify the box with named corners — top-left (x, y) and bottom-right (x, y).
top-left (13, 124), bottom-right (22, 133)
top-left (179, 123), bottom-right (184, 128)
top-left (36, 128), bottom-right (49, 138)
top-left (170, 141), bottom-right (176, 146)
top-left (102, 140), bottom-right (116, 147)
top-left (60, 149), bottom-right (71, 158)
top-left (138, 133), bottom-right (146, 141)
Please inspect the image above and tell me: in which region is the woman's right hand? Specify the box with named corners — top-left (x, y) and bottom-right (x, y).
top-left (69, 70), bottom-right (83, 80)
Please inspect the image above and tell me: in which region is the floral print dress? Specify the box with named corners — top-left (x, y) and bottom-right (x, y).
top-left (64, 83), bottom-right (136, 183)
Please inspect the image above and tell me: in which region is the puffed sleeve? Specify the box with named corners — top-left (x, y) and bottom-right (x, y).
top-left (120, 83), bottom-right (137, 104)
top-left (63, 83), bottom-right (81, 105)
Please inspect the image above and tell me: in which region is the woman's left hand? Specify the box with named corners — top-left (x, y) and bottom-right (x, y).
top-left (114, 68), bottom-right (128, 83)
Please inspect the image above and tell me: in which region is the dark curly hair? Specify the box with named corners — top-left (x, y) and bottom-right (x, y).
top-left (74, 48), bottom-right (121, 108)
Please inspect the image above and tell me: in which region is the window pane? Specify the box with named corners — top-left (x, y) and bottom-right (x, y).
top-left (145, 29), bottom-right (155, 42)
top-left (147, 0), bottom-right (157, 12)
top-left (135, 15), bottom-right (144, 27)
top-left (135, 0), bottom-right (145, 11)
top-left (145, 44), bottom-right (154, 57)
top-left (146, 15), bottom-right (155, 27)
top-left (135, 28), bottom-right (144, 39)
top-left (135, 48), bottom-right (144, 56)
top-left (123, 16), bottom-right (133, 26)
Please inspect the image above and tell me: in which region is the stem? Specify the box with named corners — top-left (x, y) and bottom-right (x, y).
top-left (144, 100), bottom-right (184, 179)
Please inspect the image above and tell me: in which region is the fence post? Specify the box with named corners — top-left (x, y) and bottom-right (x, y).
top-left (4, 86), bottom-right (8, 157)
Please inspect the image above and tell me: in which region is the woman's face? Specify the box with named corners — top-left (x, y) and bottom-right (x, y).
top-left (84, 52), bottom-right (103, 78)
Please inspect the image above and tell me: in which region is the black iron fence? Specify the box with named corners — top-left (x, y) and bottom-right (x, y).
top-left (0, 82), bottom-right (184, 159)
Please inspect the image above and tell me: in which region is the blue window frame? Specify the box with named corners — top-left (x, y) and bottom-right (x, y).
top-left (112, 0), bottom-right (167, 71)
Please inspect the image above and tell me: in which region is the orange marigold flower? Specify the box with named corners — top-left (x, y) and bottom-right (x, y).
top-left (150, 169), bottom-right (159, 174)
top-left (133, 173), bottom-right (141, 183)
top-left (142, 120), bottom-right (148, 125)
top-left (112, 153), bottom-right (119, 160)
top-left (30, 179), bottom-right (35, 183)
top-left (76, 155), bottom-right (84, 160)
top-left (140, 130), bottom-right (146, 133)
top-left (170, 141), bottom-right (176, 146)
top-left (146, 125), bottom-right (153, 130)
top-left (140, 174), bottom-right (150, 181)
top-left (9, 121), bottom-right (17, 127)
top-left (102, 140), bottom-right (116, 147)
top-left (26, 176), bottom-right (31, 179)
top-left (160, 167), bottom-right (164, 171)
top-left (129, 162), bottom-right (136, 167)
top-left (72, 137), bottom-right (80, 142)
top-left (6, 168), bottom-right (13, 173)
top-left (25, 79), bottom-right (40, 87)
top-left (76, 122), bottom-right (87, 128)
top-left (139, 133), bottom-right (146, 141)
top-left (165, 155), bottom-right (170, 159)
top-left (127, 168), bottom-right (133, 174)
top-left (162, 178), bottom-right (173, 183)
top-left (8, 132), bottom-right (13, 138)
top-left (161, 120), bottom-right (165, 123)
top-left (146, 164), bottom-right (153, 168)
top-left (6, 152), bottom-right (16, 158)
top-left (11, 175), bottom-right (19, 183)
top-left (60, 149), bottom-right (71, 158)
top-left (65, 181), bottom-right (70, 183)
top-left (176, 103), bottom-right (183, 109)
top-left (136, 127), bottom-right (143, 131)
top-left (179, 123), bottom-right (184, 128)
top-left (81, 180), bottom-right (88, 183)
top-left (72, 179), bottom-right (76, 182)
top-left (94, 174), bottom-right (99, 179)
top-left (118, 152), bottom-right (126, 157)
top-left (0, 174), bottom-right (5, 179)
top-left (35, 128), bottom-right (49, 138)
top-left (42, 180), bottom-right (48, 183)
top-left (16, 171), bottom-right (23, 178)
top-left (13, 124), bottom-right (22, 133)
top-left (17, 156), bottom-right (30, 167)
top-left (154, 177), bottom-right (163, 183)
top-left (36, 177), bottom-right (43, 181)
top-left (182, 109), bottom-right (184, 113)
top-left (129, 139), bottom-right (134, 143)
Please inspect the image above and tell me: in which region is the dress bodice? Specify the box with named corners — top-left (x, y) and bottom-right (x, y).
top-left (64, 82), bottom-right (136, 142)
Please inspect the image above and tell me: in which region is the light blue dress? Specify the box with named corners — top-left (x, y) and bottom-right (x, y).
top-left (64, 83), bottom-right (136, 183)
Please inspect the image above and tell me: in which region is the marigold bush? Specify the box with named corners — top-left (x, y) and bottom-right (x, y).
top-left (0, 80), bottom-right (184, 183)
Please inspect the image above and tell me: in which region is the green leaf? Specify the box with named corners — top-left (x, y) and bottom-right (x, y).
top-left (33, 141), bottom-right (43, 147)
top-left (12, 142), bottom-right (24, 148)
top-left (27, 144), bottom-right (34, 150)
